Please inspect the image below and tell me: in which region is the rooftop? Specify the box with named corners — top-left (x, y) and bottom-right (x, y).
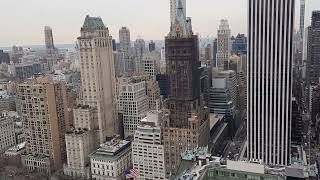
top-left (82, 15), bottom-right (106, 31)
top-left (90, 138), bottom-right (131, 161)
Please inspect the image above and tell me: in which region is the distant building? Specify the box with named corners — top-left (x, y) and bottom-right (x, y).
top-left (89, 137), bottom-right (132, 180)
top-left (300, 0), bottom-right (306, 38)
top-left (9, 62), bottom-right (41, 79)
top-left (231, 34), bottom-right (247, 55)
top-left (306, 11), bottom-right (320, 85)
top-left (112, 39), bottom-right (117, 51)
top-left (44, 26), bottom-right (57, 71)
top-left (134, 39), bottom-right (146, 73)
top-left (119, 27), bottom-right (131, 72)
top-left (0, 50), bottom-right (10, 64)
top-left (17, 76), bottom-right (70, 174)
top-left (217, 19), bottom-right (231, 69)
top-left (117, 77), bottom-right (148, 137)
top-left (113, 51), bottom-right (125, 77)
top-left (0, 112), bottom-right (16, 153)
top-left (149, 40), bottom-right (156, 52)
top-left (132, 111), bottom-right (167, 180)
top-left (143, 51), bottom-right (161, 78)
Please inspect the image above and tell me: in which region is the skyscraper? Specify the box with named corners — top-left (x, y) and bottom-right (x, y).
top-left (78, 15), bottom-right (116, 143)
top-left (300, 0), bottom-right (305, 38)
top-left (306, 11), bottom-right (320, 85)
top-left (163, 0), bottom-right (209, 175)
top-left (119, 27), bottom-right (131, 72)
top-left (217, 19), bottom-right (231, 70)
top-left (247, 0), bottom-right (295, 166)
top-left (170, 0), bottom-right (186, 29)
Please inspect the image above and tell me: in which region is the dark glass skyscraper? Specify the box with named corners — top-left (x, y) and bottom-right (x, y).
top-left (247, 0), bottom-right (295, 166)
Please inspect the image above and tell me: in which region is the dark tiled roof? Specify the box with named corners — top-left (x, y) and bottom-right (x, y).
top-left (82, 15), bottom-right (106, 30)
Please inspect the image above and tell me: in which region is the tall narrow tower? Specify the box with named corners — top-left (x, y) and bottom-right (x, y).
top-left (247, 0), bottom-right (295, 166)
top-left (300, 0), bottom-right (306, 38)
top-left (78, 15), bottom-right (116, 143)
top-left (163, 0), bottom-right (209, 175)
top-left (119, 27), bottom-right (131, 72)
top-left (217, 19), bottom-right (231, 70)
top-left (44, 26), bottom-right (55, 49)
top-left (44, 26), bottom-right (57, 71)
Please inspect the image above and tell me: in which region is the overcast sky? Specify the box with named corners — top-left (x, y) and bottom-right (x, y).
top-left (0, 0), bottom-right (319, 47)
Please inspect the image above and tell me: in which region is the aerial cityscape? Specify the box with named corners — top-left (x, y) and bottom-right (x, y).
top-left (0, 0), bottom-right (320, 180)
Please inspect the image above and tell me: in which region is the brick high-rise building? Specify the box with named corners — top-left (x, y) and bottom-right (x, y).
top-left (17, 76), bottom-right (70, 174)
top-left (163, 0), bottom-right (209, 175)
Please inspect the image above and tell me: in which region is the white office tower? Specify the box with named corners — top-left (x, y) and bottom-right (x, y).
top-left (217, 19), bottom-right (231, 69)
top-left (170, 0), bottom-right (186, 28)
top-left (119, 27), bottom-right (132, 72)
top-left (134, 39), bottom-right (146, 73)
top-left (132, 111), bottom-right (167, 180)
top-left (78, 15), bottom-right (116, 143)
top-left (143, 51), bottom-right (161, 78)
top-left (247, 0), bottom-right (295, 166)
top-left (118, 77), bottom-right (148, 137)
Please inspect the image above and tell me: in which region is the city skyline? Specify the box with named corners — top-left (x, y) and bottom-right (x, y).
top-left (0, 0), bottom-right (319, 47)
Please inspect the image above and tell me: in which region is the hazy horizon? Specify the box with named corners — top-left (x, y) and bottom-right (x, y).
top-left (0, 0), bottom-right (319, 47)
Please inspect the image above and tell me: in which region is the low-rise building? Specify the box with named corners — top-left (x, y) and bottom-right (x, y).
top-left (89, 137), bottom-right (132, 180)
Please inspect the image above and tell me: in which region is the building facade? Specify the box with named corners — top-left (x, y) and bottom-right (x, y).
top-left (78, 15), bottom-right (116, 142)
top-left (143, 51), bottom-right (161, 78)
top-left (117, 77), bottom-right (148, 137)
top-left (247, 0), bottom-right (295, 166)
top-left (0, 112), bottom-right (16, 153)
top-left (306, 11), bottom-right (320, 85)
top-left (132, 111), bottom-right (166, 180)
top-left (119, 27), bottom-right (131, 72)
top-left (17, 76), bottom-right (70, 173)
